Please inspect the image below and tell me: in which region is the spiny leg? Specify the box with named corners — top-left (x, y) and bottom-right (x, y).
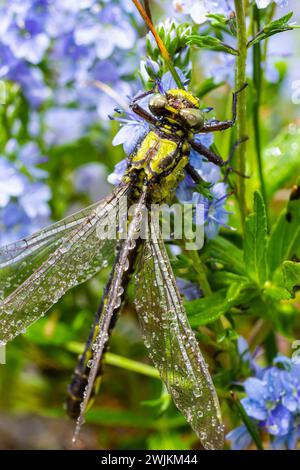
top-left (130, 101), bottom-right (159, 126)
top-left (185, 163), bottom-right (204, 184)
top-left (189, 139), bottom-right (226, 167)
top-left (129, 85), bottom-right (159, 125)
top-left (131, 87), bottom-right (156, 103)
top-left (201, 83), bottom-right (248, 133)
top-left (189, 137), bottom-right (249, 179)
top-left (224, 136), bottom-right (250, 181)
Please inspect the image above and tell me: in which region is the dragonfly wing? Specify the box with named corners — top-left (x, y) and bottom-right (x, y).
top-left (0, 183), bottom-right (130, 344)
top-left (0, 201), bottom-right (111, 300)
top-left (72, 185), bottom-right (147, 442)
top-left (134, 223), bottom-right (224, 450)
top-left (0, 201), bottom-right (101, 267)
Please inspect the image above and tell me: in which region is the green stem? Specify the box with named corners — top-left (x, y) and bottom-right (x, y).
top-left (66, 342), bottom-right (160, 379)
top-left (252, 5), bottom-right (269, 228)
top-left (104, 352), bottom-right (160, 379)
top-left (187, 250), bottom-right (212, 295)
top-left (186, 250), bottom-right (225, 335)
top-left (234, 0), bottom-right (248, 230)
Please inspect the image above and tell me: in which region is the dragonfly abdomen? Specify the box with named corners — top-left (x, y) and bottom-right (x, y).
top-left (66, 239), bottom-right (140, 420)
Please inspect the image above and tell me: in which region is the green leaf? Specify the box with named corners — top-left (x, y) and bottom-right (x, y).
top-left (194, 178), bottom-right (213, 200)
top-left (267, 184), bottom-right (300, 274)
top-left (147, 431), bottom-right (192, 450)
top-left (212, 271), bottom-right (250, 287)
top-left (86, 407), bottom-right (186, 430)
top-left (206, 13), bottom-right (229, 25)
top-left (196, 77), bottom-right (224, 98)
top-left (282, 260), bottom-right (300, 294)
top-left (204, 236), bottom-right (245, 274)
top-left (247, 12), bottom-right (296, 48)
top-left (206, 13), bottom-right (236, 36)
top-left (186, 35), bottom-right (239, 55)
top-left (263, 127), bottom-right (300, 199)
top-left (185, 290), bottom-right (227, 326)
top-left (244, 192), bottom-right (268, 285)
top-left (263, 283), bottom-right (291, 302)
top-left (186, 281), bottom-right (254, 327)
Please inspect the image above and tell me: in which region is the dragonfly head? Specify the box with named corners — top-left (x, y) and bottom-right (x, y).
top-left (149, 89), bottom-right (204, 132)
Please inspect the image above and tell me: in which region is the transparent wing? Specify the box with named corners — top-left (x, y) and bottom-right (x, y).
top-left (0, 182), bottom-right (130, 344)
top-left (0, 201), bottom-right (102, 267)
top-left (0, 202), bottom-right (104, 299)
top-left (72, 185), bottom-right (147, 443)
top-left (135, 222), bottom-right (224, 450)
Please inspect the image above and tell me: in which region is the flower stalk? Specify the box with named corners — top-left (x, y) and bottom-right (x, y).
top-left (131, 0), bottom-right (184, 88)
top-left (234, 0), bottom-right (248, 229)
top-left (252, 4), bottom-right (269, 227)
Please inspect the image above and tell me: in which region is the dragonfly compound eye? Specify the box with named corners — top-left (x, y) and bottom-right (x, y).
top-left (179, 108), bottom-right (204, 131)
top-left (149, 93), bottom-right (168, 116)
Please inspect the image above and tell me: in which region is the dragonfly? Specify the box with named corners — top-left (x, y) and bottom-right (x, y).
top-left (0, 83), bottom-right (246, 450)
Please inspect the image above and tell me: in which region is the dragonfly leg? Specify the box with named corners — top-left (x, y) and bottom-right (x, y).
top-left (224, 136), bottom-right (250, 180)
top-left (129, 101), bottom-right (159, 126)
top-left (201, 83), bottom-right (248, 133)
top-left (185, 163), bottom-right (204, 184)
top-left (189, 140), bottom-right (226, 167)
top-left (131, 87), bottom-right (156, 103)
top-left (188, 136), bottom-right (250, 180)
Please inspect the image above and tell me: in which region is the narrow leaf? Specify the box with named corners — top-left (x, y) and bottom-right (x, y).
top-left (267, 184), bottom-right (300, 274)
top-left (244, 192), bottom-right (268, 285)
top-left (186, 35), bottom-right (239, 55)
top-left (186, 281), bottom-right (253, 327)
top-left (282, 260), bottom-right (300, 294)
top-left (247, 12), bottom-right (295, 48)
top-left (204, 236), bottom-right (245, 274)
top-left (263, 127), bottom-right (300, 199)
top-left (230, 392), bottom-right (264, 450)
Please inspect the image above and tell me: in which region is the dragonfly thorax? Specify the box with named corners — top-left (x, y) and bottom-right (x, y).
top-left (127, 128), bottom-right (190, 203)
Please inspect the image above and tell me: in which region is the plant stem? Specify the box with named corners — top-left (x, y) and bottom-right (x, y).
top-left (186, 250), bottom-right (212, 296)
top-left (186, 250), bottom-right (225, 334)
top-left (131, 0), bottom-right (183, 88)
top-left (66, 342), bottom-right (160, 379)
top-left (104, 352), bottom-right (160, 379)
top-left (252, 5), bottom-right (269, 227)
top-left (234, 0), bottom-right (248, 230)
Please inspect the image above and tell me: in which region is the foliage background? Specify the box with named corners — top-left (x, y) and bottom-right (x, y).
top-left (0, 0), bottom-right (300, 450)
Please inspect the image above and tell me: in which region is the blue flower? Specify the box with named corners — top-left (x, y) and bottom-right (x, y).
top-left (173, 0), bottom-right (234, 24)
top-left (74, 162), bottom-right (110, 201)
top-left (0, 155), bottom-right (51, 245)
top-left (107, 158), bottom-right (128, 186)
top-left (74, 4), bottom-right (136, 60)
top-left (44, 107), bottom-right (92, 146)
top-left (158, 68), bottom-right (189, 93)
top-left (112, 112), bottom-right (150, 157)
top-left (0, 157), bottom-right (26, 207)
top-left (227, 353), bottom-right (300, 450)
top-left (238, 336), bottom-right (264, 378)
top-left (226, 424), bottom-right (252, 450)
top-left (8, 141), bottom-right (48, 179)
top-left (191, 183), bottom-right (232, 239)
top-left (19, 181), bottom-right (51, 219)
top-left (256, 0), bottom-right (288, 8)
top-left (176, 277), bottom-right (202, 300)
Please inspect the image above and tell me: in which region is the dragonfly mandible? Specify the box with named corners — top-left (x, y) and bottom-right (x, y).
top-left (0, 83), bottom-right (247, 450)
